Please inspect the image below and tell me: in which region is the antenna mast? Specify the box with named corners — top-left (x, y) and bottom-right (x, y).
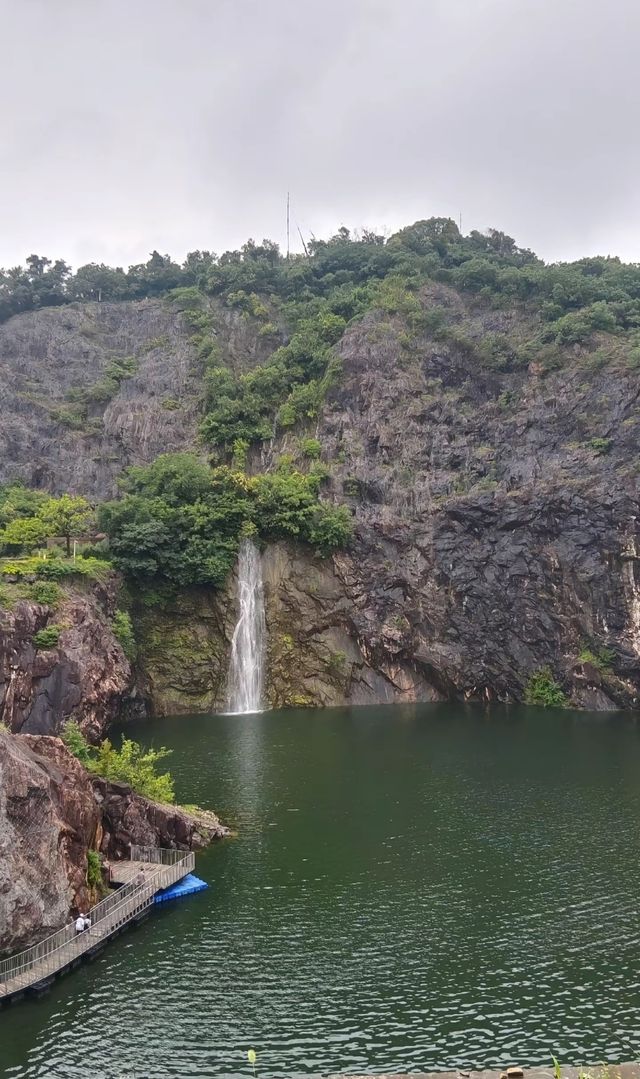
top-left (297, 225), bottom-right (309, 259)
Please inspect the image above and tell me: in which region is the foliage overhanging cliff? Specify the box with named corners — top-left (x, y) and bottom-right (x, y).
top-left (1, 217), bottom-right (640, 715)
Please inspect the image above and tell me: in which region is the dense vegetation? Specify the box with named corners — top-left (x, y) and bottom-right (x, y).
top-left (0, 451), bottom-right (352, 593)
top-left (99, 452), bottom-right (352, 586)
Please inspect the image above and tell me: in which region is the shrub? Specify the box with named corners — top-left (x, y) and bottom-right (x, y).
top-left (34, 555), bottom-right (111, 582)
top-left (112, 609), bottom-right (136, 660)
top-left (307, 503), bottom-right (353, 553)
top-left (578, 646), bottom-right (614, 671)
top-left (497, 390), bottom-right (515, 410)
top-left (62, 720), bottom-right (93, 764)
top-left (62, 724), bottom-right (176, 803)
top-left (89, 738), bottom-right (175, 803)
top-left (54, 404), bottom-right (90, 430)
top-left (232, 438), bottom-right (249, 470)
top-left (1, 560), bottom-right (28, 577)
top-left (86, 849), bottom-right (104, 891)
top-left (300, 438), bottom-right (322, 459)
top-left (33, 625), bottom-right (60, 649)
top-left (587, 437), bottom-right (612, 455)
top-left (342, 477), bottom-right (360, 498)
top-left (69, 556), bottom-right (112, 581)
top-left (29, 581), bottom-right (62, 606)
top-left (524, 667), bottom-right (567, 707)
top-left (326, 650), bottom-right (347, 679)
top-left (35, 559), bottom-right (67, 580)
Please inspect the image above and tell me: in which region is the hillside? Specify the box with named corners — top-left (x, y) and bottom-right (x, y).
top-left (1, 219), bottom-right (640, 720)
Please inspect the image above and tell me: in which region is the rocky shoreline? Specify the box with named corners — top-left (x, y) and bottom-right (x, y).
top-left (0, 729), bottom-right (228, 955)
top-left (328, 1066), bottom-right (636, 1079)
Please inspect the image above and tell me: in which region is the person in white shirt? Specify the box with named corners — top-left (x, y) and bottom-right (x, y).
top-left (75, 915), bottom-right (86, 934)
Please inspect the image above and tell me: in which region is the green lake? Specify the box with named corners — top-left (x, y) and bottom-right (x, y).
top-left (2, 703), bottom-right (640, 1078)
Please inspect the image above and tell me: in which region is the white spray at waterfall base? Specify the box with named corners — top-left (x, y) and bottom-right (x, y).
top-left (227, 538), bottom-right (266, 713)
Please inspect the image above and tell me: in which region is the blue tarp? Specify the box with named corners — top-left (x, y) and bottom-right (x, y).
top-left (153, 873), bottom-right (209, 904)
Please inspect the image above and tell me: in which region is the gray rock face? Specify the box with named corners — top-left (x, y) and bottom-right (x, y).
top-left (0, 299), bottom-right (202, 499)
top-left (0, 297), bottom-right (275, 500)
top-left (313, 285), bottom-right (640, 708)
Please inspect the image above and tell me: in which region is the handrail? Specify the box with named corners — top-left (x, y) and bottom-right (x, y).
top-left (0, 847), bottom-right (194, 992)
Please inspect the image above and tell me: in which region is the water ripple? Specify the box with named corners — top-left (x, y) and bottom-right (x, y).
top-left (3, 705), bottom-right (640, 1078)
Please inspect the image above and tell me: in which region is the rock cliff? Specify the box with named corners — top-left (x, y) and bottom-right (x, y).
top-left (1, 285), bottom-right (639, 712)
top-left (0, 577), bottom-right (133, 740)
top-left (310, 284), bottom-right (640, 710)
top-left (0, 297), bottom-right (270, 500)
top-left (131, 286), bottom-right (640, 714)
top-left (0, 731), bottom-right (97, 953)
top-left (0, 731), bottom-right (227, 955)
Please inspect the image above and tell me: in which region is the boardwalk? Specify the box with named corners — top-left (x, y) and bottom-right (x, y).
top-left (0, 846), bottom-right (195, 1005)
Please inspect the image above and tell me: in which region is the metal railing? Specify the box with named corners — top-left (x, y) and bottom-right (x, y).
top-left (130, 845), bottom-right (191, 866)
top-left (0, 847), bottom-right (194, 995)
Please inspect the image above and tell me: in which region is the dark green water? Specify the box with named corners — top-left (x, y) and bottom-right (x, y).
top-left (2, 704), bottom-right (640, 1079)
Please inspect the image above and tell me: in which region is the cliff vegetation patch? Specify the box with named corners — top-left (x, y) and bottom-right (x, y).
top-left (62, 720), bottom-right (176, 804)
top-left (98, 452), bottom-right (352, 588)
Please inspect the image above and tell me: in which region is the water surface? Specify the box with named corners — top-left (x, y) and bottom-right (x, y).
top-left (2, 704), bottom-right (640, 1078)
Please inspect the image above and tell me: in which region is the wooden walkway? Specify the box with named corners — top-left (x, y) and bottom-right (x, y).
top-left (0, 846), bottom-right (195, 1005)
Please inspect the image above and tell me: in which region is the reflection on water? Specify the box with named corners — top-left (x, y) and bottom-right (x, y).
top-left (2, 703), bottom-right (640, 1079)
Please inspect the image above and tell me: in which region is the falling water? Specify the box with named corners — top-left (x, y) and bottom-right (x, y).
top-left (227, 538), bottom-right (266, 713)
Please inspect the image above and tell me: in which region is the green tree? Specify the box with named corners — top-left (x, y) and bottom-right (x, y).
top-left (90, 738), bottom-right (175, 803)
top-left (0, 516), bottom-right (47, 551)
top-left (38, 495), bottom-right (93, 555)
top-left (0, 484), bottom-right (48, 525)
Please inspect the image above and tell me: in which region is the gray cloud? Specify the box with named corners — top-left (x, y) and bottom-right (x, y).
top-left (1, 0), bottom-right (639, 268)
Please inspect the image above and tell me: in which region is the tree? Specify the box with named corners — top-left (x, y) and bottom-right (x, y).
top-left (70, 262), bottom-right (129, 302)
top-left (0, 516), bottom-right (47, 552)
top-left (391, 217), bottom-right (461, 256)
top-left (39, 495), bottom-right (93, 555)
top-left (90, 738), bottom-right (175, 802)
top-left (26, 254), bottom-right (51, 278)
top-left (123, 453), bottom-right (214, 505)
top-left (0, 483), bottom-right (48, 526)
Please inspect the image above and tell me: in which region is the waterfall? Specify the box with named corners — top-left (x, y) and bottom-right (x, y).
top-left (227, 538), bottom-right (266, 713)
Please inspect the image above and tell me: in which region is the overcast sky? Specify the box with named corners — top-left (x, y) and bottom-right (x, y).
top-left (1, 0), bottom-right (639, 270)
